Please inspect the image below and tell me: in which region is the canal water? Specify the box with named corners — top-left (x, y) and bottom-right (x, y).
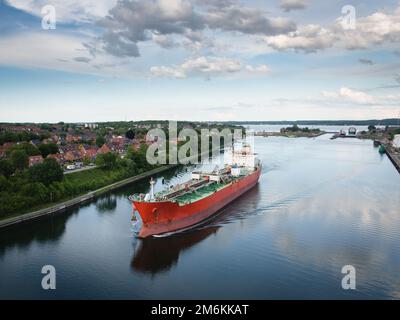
top-left (1, 135), bottom-right (399, 299)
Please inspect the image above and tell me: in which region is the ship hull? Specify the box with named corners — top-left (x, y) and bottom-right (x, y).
top-left (133, 167), bottom-right (261, 238)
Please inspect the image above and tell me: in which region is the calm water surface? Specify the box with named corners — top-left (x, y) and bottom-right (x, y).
top-left (0, 135), bottom-right (399, 299)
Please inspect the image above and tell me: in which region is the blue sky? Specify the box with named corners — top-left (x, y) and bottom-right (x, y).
top-left (0, 0), bottom-right (399, 122)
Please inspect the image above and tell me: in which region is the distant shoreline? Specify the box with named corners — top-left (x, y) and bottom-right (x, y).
top-left (0, 118), bottom-right (399, 126)
top-left (230, 119), bottom-right (400, 126)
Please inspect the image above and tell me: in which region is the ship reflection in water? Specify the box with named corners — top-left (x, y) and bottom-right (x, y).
top-left (130, 183), bottom-right (261, 275)
top-left (131, 226), bottom-right (219, 275)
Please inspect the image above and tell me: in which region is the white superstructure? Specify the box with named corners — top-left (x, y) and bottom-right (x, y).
top-left (225, 144), bottom-right (258, 169)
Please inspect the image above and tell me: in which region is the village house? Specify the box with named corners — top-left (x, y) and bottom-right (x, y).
top-left (111, 136), bottom-right (126, 145)
top-left (57, 136), bottom-right (66, 145)
top-left (64, 150), bottom-right (82, 162)
top-left (47, 153), bottom-right (65, 164)
top-left (98, 144), bottom-right (111, 154)
top-left (131, 138), bottom-right (152, 151)
top-left (78, 144), bottom-right (98, 160)
top-left (85, 123), bottom-right (98, 129)
top-left (81, 131), bottom-right (97, 143)
top-left (110, 144), bottom-right (126, 155)
top-left (50, 134), bottom-right (60, 143)
top-left (30, 139), bottom-right (42, 146)
top-left (28, 155), bottom-right (44, 167)
top-left (78, 145), bottom-right (87, 158)
top-left (59, 144), bottom-right (80, 154)
top-left (1, 142), bottom-right (15, 150)
top-left (5, 125), bottom-right (41, 133)
top-left (0, 142), bottom-right (16, 158)
top-left (2, 142), bottom-right (16, 149)
top-left (84, 147), bottom-right (99, 160)
top-left (66, 134), bottom-right (82, 143)
top-left (108, 136), bottom-right (127, 154)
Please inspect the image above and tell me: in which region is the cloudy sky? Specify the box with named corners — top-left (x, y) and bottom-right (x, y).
top-left (0, 0), bottom-right (399, 122)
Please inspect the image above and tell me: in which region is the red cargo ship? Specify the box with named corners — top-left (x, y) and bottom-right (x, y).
top-left (129, 145), bottom-right (261, 238)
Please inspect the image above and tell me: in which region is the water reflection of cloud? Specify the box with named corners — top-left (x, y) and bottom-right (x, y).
top-left (264, 185), bottom-right (400, 298)
top-left (248, 138), bottom-right (400, 298)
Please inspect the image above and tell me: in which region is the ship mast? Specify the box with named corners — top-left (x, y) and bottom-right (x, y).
top-left (150, 177), bottom-right (155, 200)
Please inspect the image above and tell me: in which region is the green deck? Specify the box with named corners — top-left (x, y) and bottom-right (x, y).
top-left (175, 181), bottom-right (228, 205)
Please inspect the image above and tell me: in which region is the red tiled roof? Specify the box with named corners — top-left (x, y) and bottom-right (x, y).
top-left (28, 155), bottom-right (44, 167)
top-left (98, 144), bottom-right (111, 154)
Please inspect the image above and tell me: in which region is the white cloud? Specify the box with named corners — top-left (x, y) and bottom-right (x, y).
top-left (245, 64), bottom-right (269, 73)
top-left (150, 65), bottom-right (187, 79)
top-left (264, 6), bottom-right (400, 52)
top-left (96, 0), bottom-right (296, 57)
top-left (152, 34), bottom-right (179, 49)
top-left (205, 4), bottom-right (295, 35)
top-left (150, 56), bottom-right (269, 79)
top-left (339, 87), bottom-right (375, 104)
top-left (150, 56), bottom-right (241, 79)
top-left (322, 90), bottom-right (340, 99)
top-left (322, 87), bottom-right (400, 106)
top-left (0, 31), bottom-right (146, 78)
top-left (5, 0), bottom-right (400, 58)
top-left (5, 0), bottom-right (117, 22)
top-left (264, 24), bottom-right (333, 52)
top-left (322, 87), bottom-right (375, 104)
top-left (0, 32), bottom-right (88, 70)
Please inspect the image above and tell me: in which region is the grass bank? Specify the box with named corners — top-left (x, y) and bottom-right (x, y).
top-left (0, 164), bottom-right (178, 227)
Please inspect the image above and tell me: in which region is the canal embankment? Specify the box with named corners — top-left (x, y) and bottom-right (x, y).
top-left (368, 139), bottom-right (400, 174)
top-left (384, 146), bottom-right (400, 173)
top-left (0, 164), bottom-right (178, 229)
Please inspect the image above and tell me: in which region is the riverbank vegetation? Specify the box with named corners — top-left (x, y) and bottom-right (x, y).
top-left (273, 124), bottom-right (322, 137)
top-left (358, 126), bottom-right (400, 141)
top-left (0, 121), bottom-right (243, 219)
top-left (0, 145), bottom-right (153, 219)
top-left (280, 124), bottom-right (321, 134)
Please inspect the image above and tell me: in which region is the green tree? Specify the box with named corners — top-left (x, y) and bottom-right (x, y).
top-left (40, 123), bottom-right (52, 130)
top-left (125, 129), bottom-right (135, 140)
top-left (0, 159), bottom-right (15, 178)
top-left (127, 145), bottom-right (149, 170)
top-left (0, 131), bottom-right (39, 144)
top-left (29, 158), bottom-right (63, 186)
top-left (21, 182), bottom-right (49, 202)
top-left (96, 135), bottom-right (106, 147)
top-left (7, 142), bottom-right (40, 157)
top-left (38, 143), bottom-right (59, 158)
top-left (10, 150), bottom-right (28, 171)
top-left (368, 125), bottom-right (377, 132)
top-left (0, 175), bottom-right (9, 192)
top-left (96, 152), bottom-right (117, 169)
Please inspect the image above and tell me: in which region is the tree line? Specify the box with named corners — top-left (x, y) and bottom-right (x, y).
top-left (0, 144), bottom-right (154, 218)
